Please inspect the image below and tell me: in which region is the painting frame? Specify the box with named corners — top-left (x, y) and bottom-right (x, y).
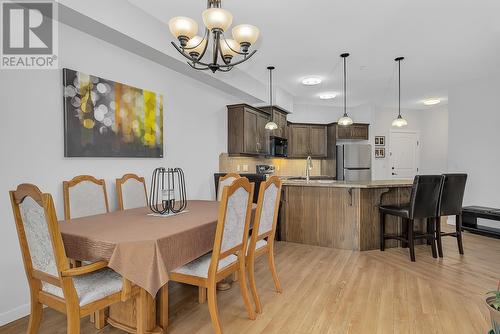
top-left (62, 68), bottom-right (164, 158)
top-left (375, 148), bottom-right (386, 159)
top-left (375, 136), bottom-right (385, 146)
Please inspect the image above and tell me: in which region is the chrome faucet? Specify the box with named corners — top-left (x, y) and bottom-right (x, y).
top-left (306, 156), bottom-right (313, 182)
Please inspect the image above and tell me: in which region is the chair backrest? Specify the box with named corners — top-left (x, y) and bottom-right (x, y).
top-left (63, 175), bottom-right (109, 219)
top-left (9, 184), bottom-right (71, 294)
top-left (438, 173), bottom-right (468, 216)
top-left (251, 176), bottom-right (282, 244)
top-left (116, 173), bottom-right (148, 210)
top-left (210, 178), bottom-right (254, 274)
top-left (216, 173), bottom-right (241, 201)
top-left (409, 175), bottom-right (444, 219)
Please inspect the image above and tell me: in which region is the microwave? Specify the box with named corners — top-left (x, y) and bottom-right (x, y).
top-left (270, 136), bottom-right (288, 157)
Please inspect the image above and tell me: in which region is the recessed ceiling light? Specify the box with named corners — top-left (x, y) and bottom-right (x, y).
top-left (319, 92), bottom-right (337, 100)
top-left (301, 77), bottom-right (322, 86)
top-left (423, 98), bottom-right (441, 106)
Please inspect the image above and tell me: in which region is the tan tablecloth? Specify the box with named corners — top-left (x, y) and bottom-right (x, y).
top-left (59, 200), bottom-right (219, 297)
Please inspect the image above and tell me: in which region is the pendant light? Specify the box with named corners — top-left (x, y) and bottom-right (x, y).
top-left (392, 57), bottom-right (408, 127)
top-left (265, 66), bottom-right (278, 130)
top-left (338, 53), bottom-right (353, 126)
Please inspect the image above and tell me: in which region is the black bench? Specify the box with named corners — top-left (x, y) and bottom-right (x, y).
top-left (462, 206), bottom-right (500, 238)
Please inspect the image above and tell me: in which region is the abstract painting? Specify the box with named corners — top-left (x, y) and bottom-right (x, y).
top-left (63, 68), bottom-right (163, 157)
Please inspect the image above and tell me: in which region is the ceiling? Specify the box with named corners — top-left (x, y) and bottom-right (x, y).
top-left (129, 0), bottom-right (500, 109)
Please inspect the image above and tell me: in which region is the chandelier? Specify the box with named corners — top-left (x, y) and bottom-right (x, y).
top-left (168, 0), bottom-right (260, 73)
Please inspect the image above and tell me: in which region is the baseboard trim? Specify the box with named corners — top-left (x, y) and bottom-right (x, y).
top-left (0, 303), bottom-right (30, 326)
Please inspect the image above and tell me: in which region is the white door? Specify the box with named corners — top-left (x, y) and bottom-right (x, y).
top-left (389, 131), bottom-right (419, 179)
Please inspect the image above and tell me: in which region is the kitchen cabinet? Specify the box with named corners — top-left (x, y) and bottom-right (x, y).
top-left (334, 123), bottom-right (369, 140)
top-left (288, 123), bottom-right (327, 158)
top-left (310, 125), bottom-right (327, 157)
top-left (227, 104), bottom-right (271, 155)
top-left (260, 106), bottom-right (289, 139)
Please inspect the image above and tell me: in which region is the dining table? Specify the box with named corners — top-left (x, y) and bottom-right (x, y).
top-left (59, 200), bottom-right (222, 334)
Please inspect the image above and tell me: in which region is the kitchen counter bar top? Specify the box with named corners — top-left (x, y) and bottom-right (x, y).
top-left (282, 179), bottom-right (413, 188)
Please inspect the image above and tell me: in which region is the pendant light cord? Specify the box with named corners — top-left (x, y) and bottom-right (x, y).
top-left (395, 56), bottom-right (404, 118)
top-left (269, 68), bottom-right (273, 108)
top-left (398, 59), bottom-right (401, 117)
top-left (343, 56), bottom-right (347, 116)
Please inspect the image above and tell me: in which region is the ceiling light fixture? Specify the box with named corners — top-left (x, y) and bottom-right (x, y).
top-left (392, 56), bottom-right (408, 128)
top-left (338, 53), bottom-right (353, 126)
top-left (301, 77), bottom-right (322, 86)
top-left (423, 98), bottom-right (441, 106)
top-left (319, 92), bottom-right (337, 100)
top-left (265, 66), bottom-right (279, 130)
top-left (169, 0), bottom-right (259, 73)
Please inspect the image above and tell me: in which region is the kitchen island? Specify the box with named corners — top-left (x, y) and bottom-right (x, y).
top-left (280, 179), bottom-right (419, 251)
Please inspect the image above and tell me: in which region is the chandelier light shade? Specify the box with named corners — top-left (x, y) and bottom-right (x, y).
top-left (202, 8), bottom-right (233, 31)
top-left (168, 17), bottom-right (199, 46)
top-left (392, 56), bottom-right (408, 128)
top-left (338, 53), bottom-right (353, 126)
top-left (265, 66), bottom-right (279, 131)
top-left (232, 24), bottom-right (260, 51)
top-left (185, 35), bottom-right (207, 57)
top-left (169, 0), bottom-right (259, 73)
top-left (220, 39), bottom-right (240, 58)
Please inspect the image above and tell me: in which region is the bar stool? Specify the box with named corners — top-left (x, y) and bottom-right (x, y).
top-left (435, 173), bottom-right (468, 257)
top-left (379, 175), bottom-right (444, 262)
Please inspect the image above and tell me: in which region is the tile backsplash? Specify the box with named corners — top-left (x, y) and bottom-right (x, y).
top-left (219, 153), bottom-right (324, 177)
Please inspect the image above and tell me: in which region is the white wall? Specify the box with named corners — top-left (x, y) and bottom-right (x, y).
top-left (0, 23), bottom-right (241, 325)
top-left (419, 106), bottom-right (448, 174)
top-left (448, 76), bottom-right (500, 208)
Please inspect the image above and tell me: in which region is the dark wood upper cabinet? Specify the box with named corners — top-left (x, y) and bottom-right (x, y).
top-left (288, 124), bottom-right (310, 157)
top-left (228, 104), bottom-right (368, 158)
top-left (310, 125), bottom-right (327, 157)
top-left (260, 106), bottom-right (289, 139)
top-left (227, 104), bottom-right (271, 155)
top-left (334, 123), bottom-right (369, 140)
top-left (288, 123), bottom-right (327, 158)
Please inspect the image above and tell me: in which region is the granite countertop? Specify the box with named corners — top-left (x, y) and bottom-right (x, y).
top-left (282, 179), bottom-right (413, 189)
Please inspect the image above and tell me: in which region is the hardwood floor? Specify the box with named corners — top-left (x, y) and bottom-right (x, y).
top-left (2, 226), bottom-right (498, 334)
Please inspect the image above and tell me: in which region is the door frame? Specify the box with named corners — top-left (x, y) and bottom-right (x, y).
top-left (388, 130), bottom-right (420, 179)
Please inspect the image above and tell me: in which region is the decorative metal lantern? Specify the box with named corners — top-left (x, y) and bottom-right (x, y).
top-left (149, 167), bottom-right (187, 215)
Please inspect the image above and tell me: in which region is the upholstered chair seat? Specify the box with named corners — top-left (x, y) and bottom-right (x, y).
top-left (378, 205), bottom-right (410, 218)
top-left (246, 238), bottom-right (268, 255)
top-left (43, 268), bottom-right (123, 306)
top-left (172, 253), bottom-right (237, 278)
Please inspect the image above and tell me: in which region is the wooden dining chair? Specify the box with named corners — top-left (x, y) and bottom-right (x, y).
top-left (116, 173), bottom-right (148, 210)
top-left (216, 173), bottom-right (240, 201)
top-left (9, 184), bottom-right (139, 334)
top-left (247, 176), bottom-right (283, 313)
top-left (63, 175), bottom-right (109, 220)
top-left (62, 175), bottom-right (110, 326)
top-left (169, 177), bottom-right (256, 334)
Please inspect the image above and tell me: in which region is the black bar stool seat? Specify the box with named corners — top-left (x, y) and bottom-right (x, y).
top-left (379, 175), bottom-right (444, 262)
top-left (379, 205), bottom-right (410, 218)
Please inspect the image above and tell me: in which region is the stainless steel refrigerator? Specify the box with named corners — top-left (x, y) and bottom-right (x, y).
top-left (336, 144), bottom-right (372, 181)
